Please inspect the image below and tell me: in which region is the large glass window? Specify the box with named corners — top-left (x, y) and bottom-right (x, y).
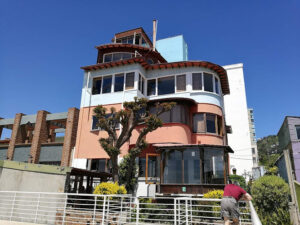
top-left (193, 114), bottom-right (205, 133)
top-left (193, 113), bottom-right (222, 135)
top-left (204, 73), bottom-right (214, 92)
top-left (102, 76), bottom-right (112, 93)
top-left (296, 126), bottom-right (300, 140)
top-left (203, 148), bottom-right (224, 184)
top-left (92, 115), bottom-right (120, 130)
top-left (147, 79), bottom-right (156, 96)
top-left (103, 52), bottom-right (134, 63)
top-left (176, 74), bottom-right (186, 92)
top-left (158, 76), bottom-right (175, 95)
top-left (161, 147), bottom-right (225, 184)
top-left (162, 150), bottom-right (182, 184)
top-left (192, 73), bottom-right (202, 90)
top-left (184, 149), bottom-right (200, 184)
top-left (92, 77), bottom-right (102, 95)
top-left (125, 72), bottom-right (135, 90)
top-left (206, 114), bottom-right (216, 133)
top-left (91, 159), bottom-right (107, 172)
top-left (139, 158), bottom-right (146, 177)
top-left (114, 73), bottom-right (124, 92)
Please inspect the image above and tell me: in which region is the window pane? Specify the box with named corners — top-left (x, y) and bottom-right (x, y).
top-left (147, 79), bottom-right (156, 96)
top-left (142, 77), bottom-right (145, 95)
top-left (114, 74), bottom-right (124, 92)
top-left (102, 76), bottom-right (112, 93)
top-left (215, 77), bottom-right (220, 94)
top-left (139, 158), bottom-right (146, 177)
top-left (217, 116), bottom-right (223, 135)
top-left (127, 37), bottom-right (133, 44)
top-left (172, 105), bottom-right (181, 123)
top-left (159, 111), bottom-right (171, 123)
top-left (92, 78), bottom-right (102, 95)
top-left (193, 114), bottom-right (205, 133)
top-left (192, 73), bottom-right (202, 90)
top-left (122, 53), bottom-right (132, 60)
top-left (177, 75), bottom-right (186, 92)
top-left (135, 35), bottom-right (140, 45)
top-left (296, 126), bottom-right (300, 139)
top-left (92, 116), bottom-right (99, 130)
top-left (125, 72), bottom-right (135, 90)
top-left (184, 149), bottom-right (200, 184)
top-left (104, 54), bottom-right (112, 63)
top-left (163, 150), bottom-right (182, 184)
top-left (203, 148), bottom-right (224, 184)
top-left (158, 76), bottom-right (175, 95)
top-left (206, 114), bottom-right (216, 133)
top-left (113, 53), bottom-right (122, 61)
top-left (204, 73), bottom-right (213, 92)
top-left (138, 74), bottom-right (142, 92)
top-left (148, 156), bottom-right (159, 177)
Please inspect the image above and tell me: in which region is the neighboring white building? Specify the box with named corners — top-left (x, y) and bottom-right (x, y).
top-left (248, 108), bottom-right (258, 167)
top-left (223, 64), bottom-right (254, 176)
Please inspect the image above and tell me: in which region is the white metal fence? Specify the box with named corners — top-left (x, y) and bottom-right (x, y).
top-left (0, 191), bottom-right (257, 224)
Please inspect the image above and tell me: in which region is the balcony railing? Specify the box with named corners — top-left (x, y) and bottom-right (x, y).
top-left (0, 191), bottom-right (261, 224)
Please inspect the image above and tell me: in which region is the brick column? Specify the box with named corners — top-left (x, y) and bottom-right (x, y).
top-left (0, 118), bottom-right (3, 139)
top-left (61, 108), bottom-right (79, 167)
top-left (30, 110), bottom-right (49, 164)
top-left (7, 113), bottom-right (24, 160)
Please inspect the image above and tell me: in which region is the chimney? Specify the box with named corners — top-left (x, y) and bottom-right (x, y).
top-left (153, 19), bottom-right (157, 51)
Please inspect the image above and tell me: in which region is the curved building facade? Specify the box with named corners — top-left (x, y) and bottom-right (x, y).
top-left (73, 27), bottom-right (233, 195)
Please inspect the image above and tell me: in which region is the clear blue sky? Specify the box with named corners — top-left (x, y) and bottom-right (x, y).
top-left (0, 0), bottom-right (299, 139)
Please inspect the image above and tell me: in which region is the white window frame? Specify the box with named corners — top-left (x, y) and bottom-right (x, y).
top-left (191, 71), bottom-right (222, 96)
top-left (175, 74), bottom-right (187, 93)
top-left (101, 75), bottom-right (113, 94)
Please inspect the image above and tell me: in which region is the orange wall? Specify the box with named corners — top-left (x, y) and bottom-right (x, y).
top-left (75, 103), bottom-right (225, 159)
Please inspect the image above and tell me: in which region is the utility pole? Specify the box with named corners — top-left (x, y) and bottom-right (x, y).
top-left (284, 149), bottom-right (300, 225)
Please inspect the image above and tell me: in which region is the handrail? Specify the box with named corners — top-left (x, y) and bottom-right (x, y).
top-left (249, 201), bottom-right (262, 225)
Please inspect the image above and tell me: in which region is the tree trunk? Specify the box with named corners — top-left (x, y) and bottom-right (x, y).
top-left (111, 155), bottom-right (119, 182)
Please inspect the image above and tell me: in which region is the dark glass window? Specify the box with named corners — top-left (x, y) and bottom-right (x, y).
top-left (135, 35), bottom-right (140, 45)
top-left (125, 72), bottom-right (135, 90)
top-left (215, 77), bottom-right (220, 94)
top-left (91, 159), bottom-right (107, 172)
top-left (184, 149), bottom-right (200, 184)
top-left (122, 53), bottom-right (132, 60)
top-left (192, 73), bottom-right (202, 90)
top-left (204, 73), bottom-right (214, 92)
top-left (139, 158), bottom-right (146, 177)
top-left (92, 116), bottom-right (99, 130)
top-left (158, 76), bottom-right (175, 95)
top-left (147, 79), bottom-right (156, 96)
top-left (102, 76), bottom-right (112, 93)
top-left (113, 53), bottom-right (122, 61)
top-left (138, 74), bottom-right (144, 93)
top-left (176, 75), bottom-right (186, 92)
top-left (163, 150), bottom-right (182, 184)
top-left (296, 126), bottom-right (300, 139)
top-left (193, 114), bottom-right (205, 133)
top-left (104, 54), bottom-right (112, 63)
top-left (148, 156), bottom-right (158, 177)
top-left (203, 148), bottom-right (224, 184)
top-left (206, 114), bottom-right (216, 133)
top-left (92, 78), bottom-right (102, 95)
top-left (114, 73), bottom-right (124, 92)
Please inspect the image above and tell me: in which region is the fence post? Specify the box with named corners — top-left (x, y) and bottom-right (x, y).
top-left (118, 197), bottom-right (123, 224)
top-left (190, 199), bottom-right (193, 223)
top-left (34, 193), bottom-right (41, 223)
top-left (102, 196), bottom-right (106, 225)
top-left (185, 199), bottom-right (188, 224)
top-left (174, 198), bottom-right (177, 225)
top-left (178, 200), bottom-right (181, 224)
top-left (62, 193), bottom-right (68, 225)
top-left (10, 192), bottom-right (16, 221)
top-left (93, 196), bottom-right (97, 225)
top-left (136, 198), bottom-right (139, 225)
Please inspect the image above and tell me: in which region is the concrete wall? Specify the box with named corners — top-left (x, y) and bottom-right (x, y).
top-left (275, 154), bottom-right (289, 183)
top-left (292, 142), bottom-right (300, 182)
top-left (223, 63), bottom-right (253, 175)
top-left (156, 35), bottom-right (188, 62)
top-left (278, 118), bottom-right (291, 150)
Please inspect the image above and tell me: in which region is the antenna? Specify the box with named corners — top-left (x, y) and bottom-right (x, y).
top-left (153, 19), bottom-right (158, 51)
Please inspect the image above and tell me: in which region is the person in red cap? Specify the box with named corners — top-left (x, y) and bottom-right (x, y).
top-left (221, 180), bottom-right (252, 225)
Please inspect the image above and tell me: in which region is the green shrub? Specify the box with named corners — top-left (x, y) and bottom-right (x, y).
top-left (229, 174), bottom-right (246, 189)
top-left (93, 182), bottom-right (127, 195)
top-left (251, 175), bottom-right (290, 225)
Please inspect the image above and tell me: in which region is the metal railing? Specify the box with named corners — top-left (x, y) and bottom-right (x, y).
top-left (0, 191), bottom-right (260, 224)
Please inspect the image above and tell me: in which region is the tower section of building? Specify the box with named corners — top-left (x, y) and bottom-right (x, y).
top-left (73, 28), bottom-right (233, 195)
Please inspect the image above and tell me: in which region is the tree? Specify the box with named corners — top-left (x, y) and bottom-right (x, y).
top-left (251, 175), bottom-right (290, 225)
top-left (93, 97), bottom-right (175, 183)
top-left (257, 135), bottom-right (280, 167)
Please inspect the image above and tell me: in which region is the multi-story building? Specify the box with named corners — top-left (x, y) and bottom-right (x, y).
top-left (277, 116), bottom-right (300, 183)
top-left (248, 108), bottom-right (258, 167)
top-left (73, 27), bottom-right (234, 195)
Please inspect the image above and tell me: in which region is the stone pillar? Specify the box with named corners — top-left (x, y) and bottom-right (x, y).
top-left (30, 110), bottom-right (49, 164)
top-left (0, 118), bottom-right (3, 139)
top-left (61, 108), bottom-right (79, 167)
top-left (7, 113), bottom-right (24, 160)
